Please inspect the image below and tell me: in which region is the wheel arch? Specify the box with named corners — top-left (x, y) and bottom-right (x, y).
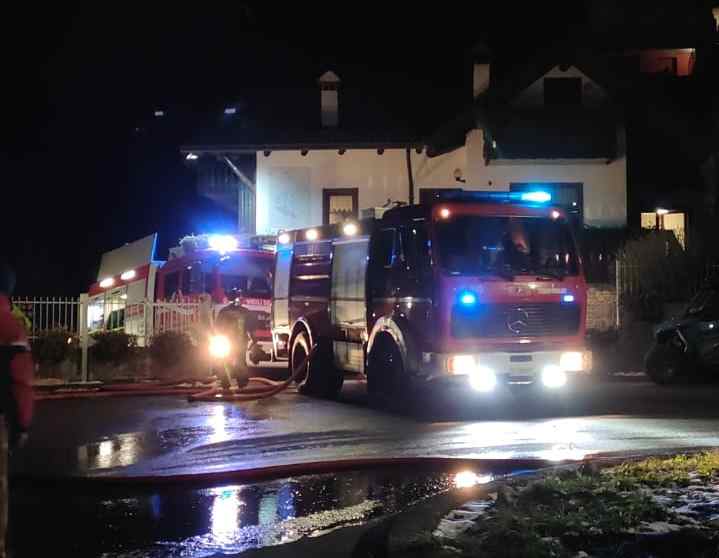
top-left (366, 315), bottom-right (419, 374)
top-left (290, 318), bottom-right (314, 350)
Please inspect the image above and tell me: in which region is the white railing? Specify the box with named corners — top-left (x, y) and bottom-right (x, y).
top-left (150, 301), bottom-right (202, 339)
top-left (11, 297), bottom-right (81, 339)
top-left (12, 296), bottom-right (205, 381)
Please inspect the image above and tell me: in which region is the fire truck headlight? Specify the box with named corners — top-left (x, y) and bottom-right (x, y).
top-left (541, 365), bottom-right (567, 388)
top-left (469, 366), bottom-right (497, 392)
top-left (342, 222), bottom-right (358, 236)
top-left (559, 351), bottom-right (583, 372)
top-left (209, 335), bottom-right (232, 359)
top-left (447, 354), bottom-right (476, 375)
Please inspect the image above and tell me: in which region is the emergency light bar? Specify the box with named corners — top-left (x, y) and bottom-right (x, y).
top-left (431, 189), bottom-right (552, 204)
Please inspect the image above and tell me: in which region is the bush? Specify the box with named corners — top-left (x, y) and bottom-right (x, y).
top-left (90, 331), bottom-right (137, 364)
top-left (32, 329), bottom-right (75, 364)
top-left (149, 331), bottom-right (193, 367)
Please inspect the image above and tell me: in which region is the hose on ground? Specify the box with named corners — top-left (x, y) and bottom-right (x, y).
top-left (187, 345), bottom-right (316, 402)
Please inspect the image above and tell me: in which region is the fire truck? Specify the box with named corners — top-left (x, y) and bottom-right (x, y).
top-left (270, 190), bottom-right (590, 402)
top-left (87, 233), bottom-right (275, 363)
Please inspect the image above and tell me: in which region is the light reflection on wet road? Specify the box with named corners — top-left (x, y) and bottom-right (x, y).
top-left (13, 379), bottom-right (719, 479)
top-left (12, 467), bottom-right (464, 556)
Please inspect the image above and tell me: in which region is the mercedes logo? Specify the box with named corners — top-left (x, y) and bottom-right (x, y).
top-left (506, 308), bottom-right (530, 334)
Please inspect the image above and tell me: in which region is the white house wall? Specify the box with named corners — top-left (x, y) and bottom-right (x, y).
top-left (255, 127), bottom-right (626, 232)
top-left (255, 148), bottom-right (466, 233)
top-left (463, 129), bottom-right (627, 227)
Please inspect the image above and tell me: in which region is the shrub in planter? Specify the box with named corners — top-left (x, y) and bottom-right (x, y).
top-left (149, 331), bottom-right (193, 368)
top-left (32, 329), bottom-right (75, 365)
top-left (89, 331), bottom-right (137, 364)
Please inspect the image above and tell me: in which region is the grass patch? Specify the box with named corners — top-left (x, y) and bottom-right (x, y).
top-left (398, 452), bottom-right (719, 558)
top-left (607, 450), bottom-right (719, 487)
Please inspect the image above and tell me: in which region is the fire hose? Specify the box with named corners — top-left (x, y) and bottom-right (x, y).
top-left (186, 344), bottom-right (317, 402)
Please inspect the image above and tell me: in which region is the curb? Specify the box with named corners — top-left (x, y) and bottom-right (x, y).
top-left (12, 456), bottom-right (582, 487)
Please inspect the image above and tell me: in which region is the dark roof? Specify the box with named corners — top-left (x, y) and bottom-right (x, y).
top-left (427, 43), bottom-right (625, 159)
top-left (487, 108), bottom-right (619, 160)
top-left (182, 73), bottom-right (462, 153)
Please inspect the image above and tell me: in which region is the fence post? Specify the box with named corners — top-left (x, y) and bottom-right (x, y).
top-left (79, 293), bottom-right (89, 382)
top-left (144, 299), bottom-right (153, 347)
top-left (615, 258), bottom-right (621, 330)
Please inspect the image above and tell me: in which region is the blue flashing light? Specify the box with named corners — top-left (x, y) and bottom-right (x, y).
top-left (208, 234), bottom-right (239, 254)
top-left (520, 191), bottom-right (551, 203)
top-left (428, 189), bottom-right (552, 205)
top-left (562, 294), bottom-right (575, 303)
top-left (459, 291), bottom-right (478, 306)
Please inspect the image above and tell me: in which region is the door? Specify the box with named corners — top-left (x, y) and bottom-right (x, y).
top-left (323, 188), bottom-right (358, 225)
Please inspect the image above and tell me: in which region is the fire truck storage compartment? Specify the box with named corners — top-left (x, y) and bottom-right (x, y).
top-left (272, 244), bottom-right (293, 337)
top-left (330, 237), bottom-right (370, 373)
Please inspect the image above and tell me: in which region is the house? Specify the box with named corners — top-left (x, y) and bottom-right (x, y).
top-left (182, 49), bottom-right (627, 235)
top-left (182, 3), bottom-right (718, 236)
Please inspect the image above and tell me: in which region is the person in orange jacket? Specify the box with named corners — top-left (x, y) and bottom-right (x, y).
top-left (0, 263), bottom-right (33, 558)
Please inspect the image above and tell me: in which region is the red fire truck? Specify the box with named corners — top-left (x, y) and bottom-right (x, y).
top-left (270, 190), bottom-right (590, 402)
top-left (87, 233), bottom-right (275, 363)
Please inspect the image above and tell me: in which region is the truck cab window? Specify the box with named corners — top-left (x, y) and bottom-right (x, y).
top-left (164, 272), bottom-right (179, 299)
top-left (401, 225), bottom-right (430, 273)
top-left (378, 228), bottom-right (397, 268)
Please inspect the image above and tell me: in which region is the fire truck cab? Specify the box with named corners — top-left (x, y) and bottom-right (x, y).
top-left (88, 233), bottom-right (276, 363)
top-left (271, 190), bottom-right (590, 402)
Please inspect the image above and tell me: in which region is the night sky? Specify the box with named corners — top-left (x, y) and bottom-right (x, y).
top-left (3, 2), bottom-right (709, 295)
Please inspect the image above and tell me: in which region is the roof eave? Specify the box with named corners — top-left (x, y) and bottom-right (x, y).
top-left (181, 140), bottom-right (426, 155)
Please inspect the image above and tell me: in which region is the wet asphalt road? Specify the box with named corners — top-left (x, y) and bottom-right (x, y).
top-left (13, 377), bottom-right (719, 479)
top-left (10, 377), bottom-right (719, 557)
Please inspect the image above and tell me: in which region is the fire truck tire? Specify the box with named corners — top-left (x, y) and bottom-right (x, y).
top-left (367, 334), bottom-right (415, 413)
top-left (292, 332), bottom-right (343, 398)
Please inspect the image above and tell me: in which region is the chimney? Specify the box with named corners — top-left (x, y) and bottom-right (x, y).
top-left (318, 70), bottom-right (341, 127)
top-left (471, 43), bottom-right (491, 98)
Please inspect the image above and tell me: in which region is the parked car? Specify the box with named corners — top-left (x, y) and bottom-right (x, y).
top-left (645, 285), bottom-right (719, 384)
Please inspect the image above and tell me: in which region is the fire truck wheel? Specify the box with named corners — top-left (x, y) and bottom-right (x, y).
top-left (367, 334), bottom-right (414, 413)
top-left (292, 332), bottom-right (343, 399)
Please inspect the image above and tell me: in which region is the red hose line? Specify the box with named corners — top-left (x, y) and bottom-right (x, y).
top-left (187, 346), bottom-right (315, 403)
top-left (35, 387), bottom-right (206, 401)
top-left (36, 345), bottom-right (309, 402)
top-left (102, 379), bottom-right (215, 391)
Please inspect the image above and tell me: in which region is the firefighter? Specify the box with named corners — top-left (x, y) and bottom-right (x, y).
top-left (0, 264), bottom-right (33, 558)
top-left (214, 303), bottom-right (251, 389)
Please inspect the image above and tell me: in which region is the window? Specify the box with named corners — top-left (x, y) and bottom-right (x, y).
top-left (323, 188), bottom-right (358, 225)
top-left (274, 247), bottom-right (292, 299)
top-left (377, 229), bottom-right (397, 268)
top-left (544, 78), bottom-right (582, 106)
top-left (655, 57), bottom-right (677, 75)
top-left (163, 272), bottom-right (180, 299)
top-left (435, 216), bottom-right (579, 277)
top-left (183, 264), bottom-right (206, 294)
top-left (401, 225), bottom-right (430, 274)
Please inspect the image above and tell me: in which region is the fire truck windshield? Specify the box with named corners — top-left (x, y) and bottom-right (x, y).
top-left (436, 215), bottom-right (579, 278)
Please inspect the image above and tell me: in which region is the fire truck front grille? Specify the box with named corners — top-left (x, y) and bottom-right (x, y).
top-left (451, 303), bottom-right (580, 338)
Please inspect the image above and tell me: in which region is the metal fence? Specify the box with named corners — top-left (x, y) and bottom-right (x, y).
top-left (11, 297), bottom-right (81, 340)
top-left (12, 296), bottom-right (204, 381)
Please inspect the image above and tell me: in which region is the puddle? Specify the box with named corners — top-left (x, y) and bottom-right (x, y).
top-left (11, 467), bottom-right (491, 557)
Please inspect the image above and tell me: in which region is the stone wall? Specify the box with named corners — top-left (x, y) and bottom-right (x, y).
top-left (587, 284), bottom-right (617, 332)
